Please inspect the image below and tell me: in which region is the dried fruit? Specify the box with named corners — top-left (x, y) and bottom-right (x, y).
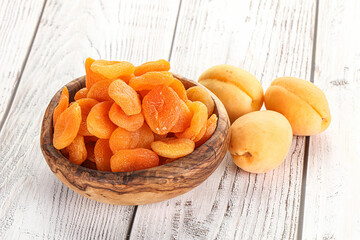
top-left (85, 57), bottom-right (108, 90)
top-left (53, 87), bottom-right (69, 127)
top-left (142, 86), bottom-right (181, 135)
top-left (87, 79), bottom-right (114, 102)
top-left (87, 101), bottom-right (117, 139)
top-left (196, 114), bottom-right (218, 147)
top-left (169, 79), bottom-right (187, 102)
top-left (109, 127), bottom-right (140, 153)
top-left (186, 86), bottom-right (214, 117)
top-left (129, 71), bottom-right (175, 91)
top-left (76, 98), bottom-right (99, 136)
top-left (110, 149), bottom-right (159, 172)
top-left (65, 135), bottom-right (87, 165)
top-left (85, 142), bottom-right (96, 162)
top-left (108, 103), bottom-right (144, 131)
top-left (94, 139), bottom-right (112, 171)
top-left (108, 80), bottom-right (141, 115)
top-left (134, 59), bottom-right (170, 76)
top-left (53, 103), bottom-right (82, 149)
top-left (151, 138), bottom-right (195, 158)
top-left (170, 100), bottom-right (192, 133)
top-left (74, 88), bottom-right (88, 101)
top-left (91, 60), bottom-right (135, 79)
top-left (135, 123), bottom-right (154, 149)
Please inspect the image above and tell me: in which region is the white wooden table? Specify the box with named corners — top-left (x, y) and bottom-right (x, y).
top-left (0, 0), bottom-right (359, 239)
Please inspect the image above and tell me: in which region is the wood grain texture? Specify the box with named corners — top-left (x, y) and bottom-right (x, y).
top-left (0, 0), bottom-right (45, 125)
top-left (40, 75), bottom-right (230, 205)
top-left (302, 0), bottom-right (360, 239)
top-left (130, 0), bottom-right (316, 239)
top-left (0, 0), bottom-right (180, 238)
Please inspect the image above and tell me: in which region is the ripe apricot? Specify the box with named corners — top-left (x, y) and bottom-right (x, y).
top-left (74, 88), bottom-right (88, 101)
top-left (135, 123), bottom-right (154, 149)
top-left (53, 103), bottom-right (82, 149)
top-left (85, 142), bottom-right (96, 162)
top-left (108, 80), bottom-right (141, 115)
top-left (169, 79), bottom-right (188, 102)
top-left (186, 86), bottom-right (214, 117)
top-left (109, 127), bottom-right (140, 153)
top-left (94, 139), bottom-right (112, 171)
top-left (129, 71), bottom-right (175, 91)
top-left (87, 101), bottom-right (117, 139)
top-left (87, 79), bottom-right (114, 102)
top-left (170, 100), bottom-right (192, 133)
top-left (76, 98), bottom-right (99, 136)
top-left (53, 87), bottom-right (69, 127)
top-left (142, 85), bottom-right (181, 135)
top-left (108, 103), bottom-right (144, 131)
top-left (85, 57), bottom-right (108, 90)
top-left (66, 135), bottom-right (87, 165)
top-left (110, 148), bottom-right (159, 172)
top-left (91, 60), bottom-right (135, 79)
top-left (151, 138), bottom-right (195, 158)
top-left (195, 114), bottom-right (218, 147)
top-left (175, 101), bottom-right (208, 140)
top-left (134, 59), bottom-right (170, 76)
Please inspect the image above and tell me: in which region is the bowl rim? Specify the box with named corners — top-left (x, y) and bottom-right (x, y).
top-left (40, 74), bottom-right (230, 184)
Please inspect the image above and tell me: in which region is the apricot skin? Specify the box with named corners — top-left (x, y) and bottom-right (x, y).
top-left (198, 64), bottom-right (263, 123)
top-left (264, 77), bottom-right (331, 136)
top-left (229, 111), bottom-right (293, 174)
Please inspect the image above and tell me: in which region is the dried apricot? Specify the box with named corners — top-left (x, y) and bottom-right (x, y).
top-left (85, 57), bottom-right (108, 90)
top-left (65, 135), bottom-right (87, 165)
top-left (129, 71), bottom-right (174, 91)
top-left (87, 101), bottom-right (117, 139)
top-left (108, 103), bottom-right (144, 131)
top-left (53, 87), bottom-right (69, 127)
top-left (139, 90), bottom-right (150, 98)
top-left (76, 98), bottom-right (99, 136)
top-left (82, 160), bottom-right (97, 170)
top-left (151, 138), bottom-right (195, 158)
top-left (53, 102), bottom-right (82, 149)
top-left (91, 60), bottom-right (135, 79)
top-left (74, 88), bottom-right (88, 101)
top-left (170, 100), bottom-right (192, 133)
top-left (84, 136), bottom-right (99, 143)
top-left (85, 142), bottom-right (96, 162)
top-left (186, 86), bottom-right (214, 117)
top-left (154, 133), bottom-right (167, 141)
top-left (110, 149), bottom-right (159, 172)
top-left (135, 123), bottom-right (154, 149)
top-left (142, 85), bottom-right (181, 135)
top-left (169, 79), bottom-right (188, 102)
top-left (87, 79), bottom-right (114, 102)
top-left (94, 139), bottom-right (112, 171)
top-left (196, 114), bottom-right (218, 147)
top-left (119, 74), bottom-right (134, 84)
top-left (193, 124), bottom-right (207, 142)
top-left (108, 80), bottom-right (141, 115)
top-left (175, 101), bottom-right (208, 140)
top-left (109, 127), bottom-right (140, 153)
top-left (134, 59), bottom-right (170, 76)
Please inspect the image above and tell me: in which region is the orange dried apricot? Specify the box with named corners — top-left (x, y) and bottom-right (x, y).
top-left (94, 139), bottom-right (112, 171)
top-left (134, 59), bottom-right (170, 76)
top-left (151, 138), bottom-right (195, 158)
top-left (169, 79), bottom-right (188, 102)
top-left (154, 133), bottom-right (167, 141)
top-left (74, 88), bottom-right (88, 101)
top-left (84, 136), bottom-right (99, 143)
top-left (87, 79), bottom-right (114, 102)
top-left (110, 149), bottom-right (159, 172)
top-left (109, 127), bottom-right (140, 153)
top-left (85, 57), bottom-right (108, 90)
top-left (108, 103), bottom-right (144, 131)
top-left (142, 85), bottom-right (181, 135)
top-left (76, 98), bottom-right (99, 136)
top-left (135, 123), bottom-right (154, 149)
top-left (87, 101), bottom-right (117, 139)
top-left (119, 74), bottom-right (134, 84)
top-left (108, 80), bottom-right (141, 115)
top-left (90, 60), bottom-right (135, 79)
top-left (175, 101), bottom-right (208, 140)
top-left (196, 114), bottom-right (218, 147)
top-left (186, 86), bottom-right (214, 117)
top-left (53, 103), bottom-right (82, 149)
top-left (53, 87), bottom-right (69, 127)
top-left (65, 135), bottom-right (87, 165)
top-left (170, 100), bottom-right (192, 133)
top-left (139, 90), bottom-right (150, 98)
top-left (192, 124), bottom-right (207, 142)
top-left (85, 141), bottom-right (96, 162)
top-left (129, 71), bottom-right (175, 91)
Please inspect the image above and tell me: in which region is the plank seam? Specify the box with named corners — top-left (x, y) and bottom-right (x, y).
top-left (168, 0), bottom-right (183, 62)
top-left (0, 0), bottom-right (47, 134)
top-left (126, 206), bottom-right (138, 240)
top-left (297, 0), bottom-right (320, 239)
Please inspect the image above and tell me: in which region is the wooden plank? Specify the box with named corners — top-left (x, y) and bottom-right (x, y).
top-left (130, 0), bottom-right (316, 239)
top-left (0, 0), bottom-right (45, 126)
top-left (302, 0), bottom-right (360, 239)
top-left (0, 0), bottom-right (180, 239)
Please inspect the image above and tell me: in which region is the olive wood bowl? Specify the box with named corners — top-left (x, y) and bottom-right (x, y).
top-left (40, 74), bottom-right (230, 205)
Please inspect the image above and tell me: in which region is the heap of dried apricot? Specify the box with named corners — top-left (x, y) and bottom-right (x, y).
top-left (52, 58), bottom-right (217, 172)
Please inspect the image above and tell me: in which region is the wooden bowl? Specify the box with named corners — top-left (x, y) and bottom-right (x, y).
top-left (40, 74), bottom-right (230, 205)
